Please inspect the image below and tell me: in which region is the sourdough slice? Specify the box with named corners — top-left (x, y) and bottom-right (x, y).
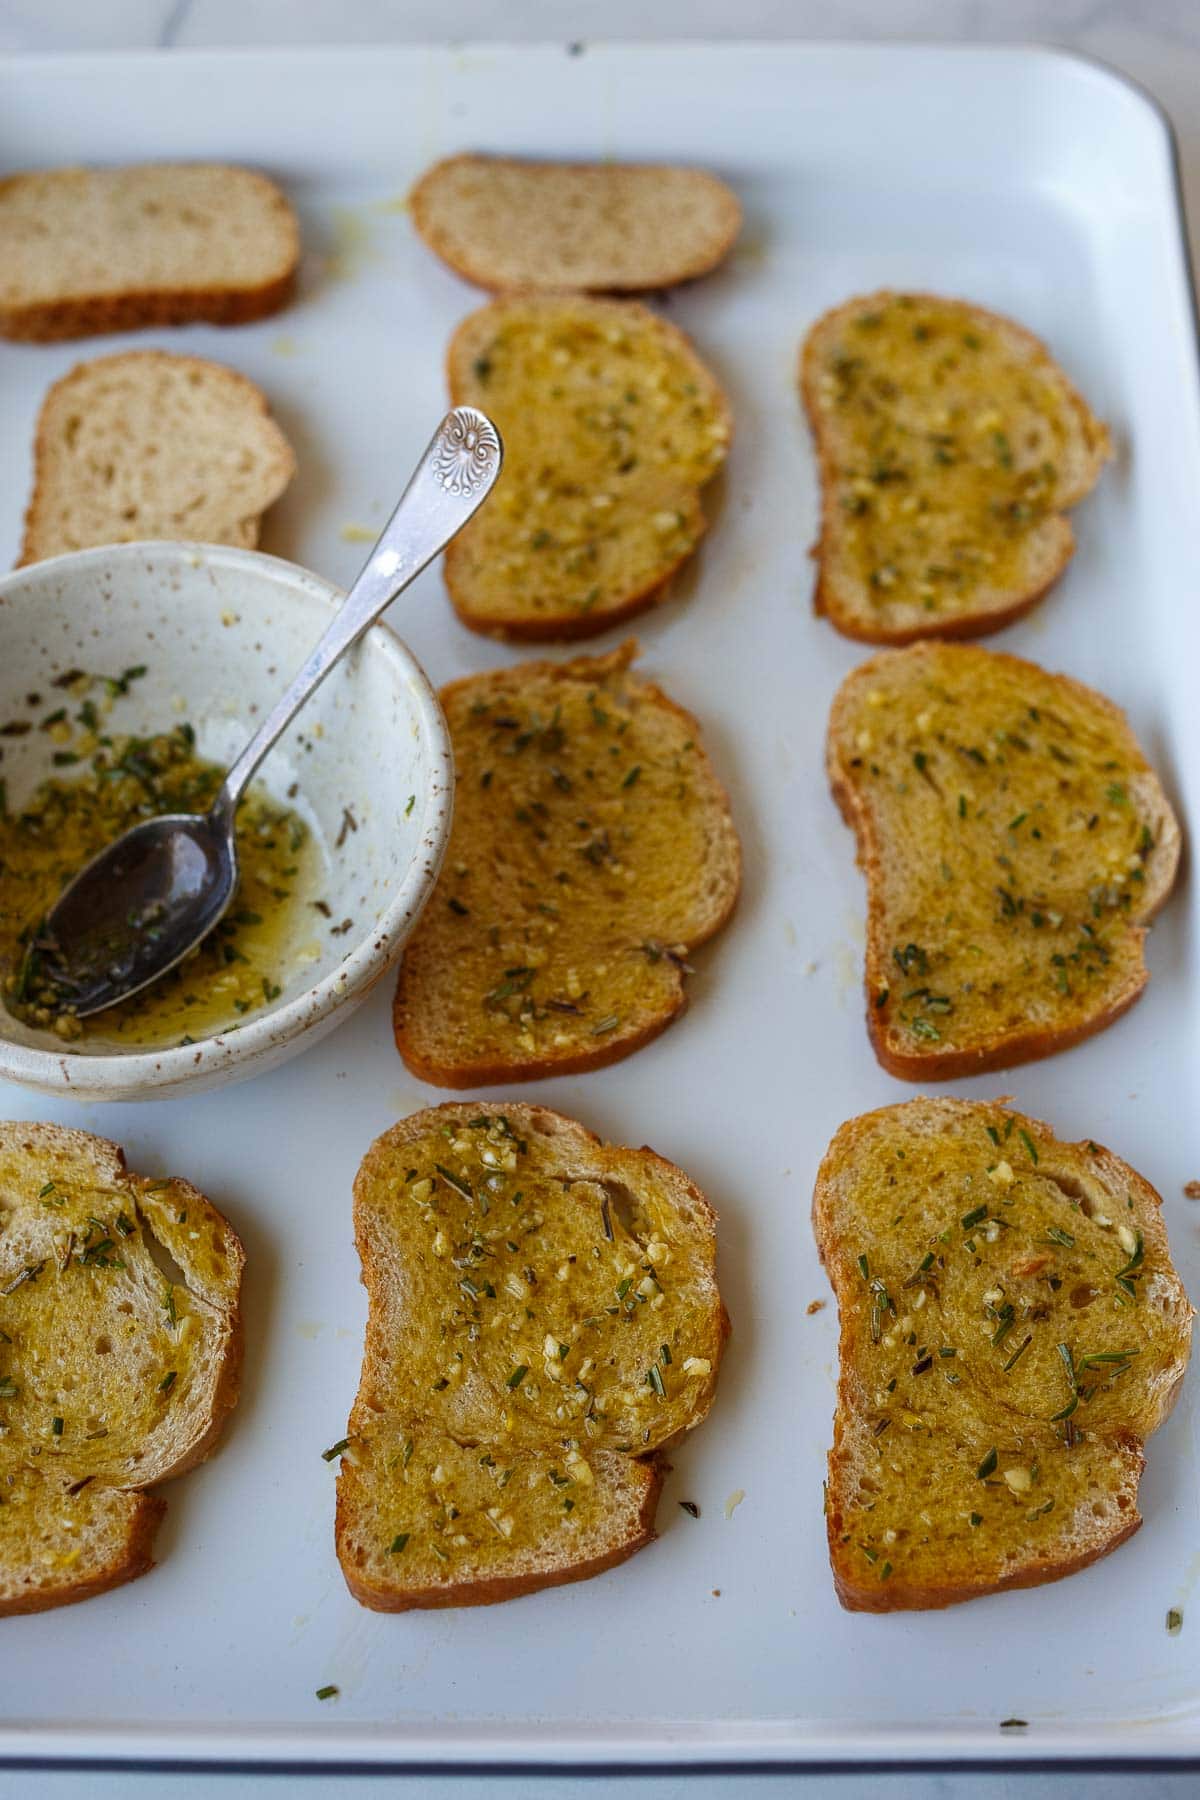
top-left (409, 155), bottom-right (741, 293)
top-left (814, 1098), bottom-right (1193, 1612)
top-left (443, 294), bottom-right (731, 639)
top-left (0, 164), bottom-right (299, 342)
top-left (393, 642), bottom-right (740, 1086)
top-left (19, 351), bottom-right (296, 564)
top-left (827, 642), bottom-right (1180, 1079)
top-left (0, 1122), bottom-right (244, 1614)
top-left (335, 1104), bottom-right (728, 1609)
top-left (801, 292), bottom-right (1110, 642)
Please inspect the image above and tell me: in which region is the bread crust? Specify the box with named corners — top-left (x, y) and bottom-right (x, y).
top-left (337, 1460), bottom-right (662, 1613)
top-left (392, 644), bottom-right (741, 1086)
top-left (831, 1498), bottom-right (1142, 1613)
top-left (0, 270), bottom-right (296, 344)
top-left (826, 643), bottom-right (1181, 1079)
top-left (814, 1098), bottom-right (1193, 1611)
top-left (800, 290), bottom-right (1109, 644)
top-left (409, 154), bottom-right (741, 295)
top-left (442, 293), bottom-right (732, 641)
top-left (0, 1490), bottom-right (166, 1618)
top-left (445, 555), bottom-right (695, 645)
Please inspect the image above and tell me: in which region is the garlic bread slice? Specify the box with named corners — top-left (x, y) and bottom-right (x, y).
top-left (802, 292), bottom-right (1110, 641)
top-left (444, 294), bottom-right (731, 639)
top-left (336, 1104), bottom-right (728, 1609)
top-left (393, 643), bottom-right (740, 1086)
top-left (815, 1098), bottom-right (1192, 1611)
top-left (827, 643), bottom-right (1180, 1079)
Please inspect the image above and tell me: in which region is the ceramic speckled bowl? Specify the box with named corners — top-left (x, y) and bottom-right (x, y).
top-left (0, 542), bottom-right (452, 1101)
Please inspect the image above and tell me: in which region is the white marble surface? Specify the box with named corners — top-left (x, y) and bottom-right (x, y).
top-left (0, 3), bottom-right (1197, 1796)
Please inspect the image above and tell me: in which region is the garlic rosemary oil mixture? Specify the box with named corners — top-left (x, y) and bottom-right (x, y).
top-left (0, 670), bottom-right (322, 1047)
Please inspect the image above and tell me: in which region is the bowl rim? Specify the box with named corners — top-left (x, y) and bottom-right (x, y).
top-left (0, 540), bottom-right (453, 1098)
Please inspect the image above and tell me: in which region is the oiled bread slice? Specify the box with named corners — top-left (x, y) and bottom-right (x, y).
top-left (814, 1098), bottom-right (1193, 1612)
top-left (827, 642), bottom-right (1180, 1079)
top-left (444, 294), bottom-right (731, 639)
top-left (801, 292), bottom-right (1110, 642)
top-left (393, 643), bottom-right (740, 1086)
top-left (0, 1122), bottom-right (244, 1613)
top-left (19, 351), bottom-right (296, 564)
top-left (409, 154), bottom-right (741, 293)
top-left (0, 163), bottom-right (299, 342)
top-left (335, 1104), bottom-right (728, 1609)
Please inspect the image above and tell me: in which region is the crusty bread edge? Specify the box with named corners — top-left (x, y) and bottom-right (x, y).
top-left (408, 154), bottom-right (742, 295)
top-left (799, 289), bottom-right (1110, 645)
top-left (0, 1489), bottom-right (167, 1619)
top-left (336, 1458), bottom-right (663, 1613)
top-left (392, 644), bottom-right (742, 1086)
top-left (442, 293), bottom-right (732, 643)
top-left (813, 1097), bottom-right (1193, 1611)
top-left (131, 1172), bottom-right (247, 1487)
top-left (831, 1497), bottom-right (1142, 1613)
top-left (0, 270), bottom-right (296, 345)
top-left (825, 644), bottom-right (1182, 1080)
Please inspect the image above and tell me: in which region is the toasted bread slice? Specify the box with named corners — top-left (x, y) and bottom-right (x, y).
top-left (19, 351), bottom-right (296, 564)
top-left (409, 154), bottom-right (741, 293)
top-left (814, 1098), bottom-right (1192, 1611)
top-left (827, 642), bottom-right (1180, 1079)
top-left (801, 292), bottom-right (1110, 642)
top-left (335, 1103), bottom-right (728, 1609)
top-left (393, 643), bottom-right (740, 1087)
top-left (0, 1122), bottom-right (243, 1614)
top-left (443, 294), bottom-right (731, 639)
top-left (0, 163), bottom-right (299, 342)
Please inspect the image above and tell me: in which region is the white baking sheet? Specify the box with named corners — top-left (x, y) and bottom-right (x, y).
top-left (0, 40), bottom-right (1197, 1767)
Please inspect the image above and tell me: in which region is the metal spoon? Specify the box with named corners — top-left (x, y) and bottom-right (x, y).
top-left (35, 406), bottom-right (502, 1020)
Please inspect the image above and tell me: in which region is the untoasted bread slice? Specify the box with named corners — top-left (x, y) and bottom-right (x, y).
top-left (409, 154), bottom-right (741, 293)
top-left (0, 163), bottom-right (299, 342)
top-left (814, 1098), bottom-right (1192, 1611)
top-left (393, 643), bottom-right (740, 1087)
top-left (801, 292), bottom-right (1110, 642)
top-left (19, 351), bottom-right (296, 564)
top-left (335, 1104), bottom-right (727, 1609)
top-left (827, 642), bottom-right (1180, 1079)
top-left (0, 1122), bottom-right (243, 1613)
top-left (443, 294), bottom-right (731, 639)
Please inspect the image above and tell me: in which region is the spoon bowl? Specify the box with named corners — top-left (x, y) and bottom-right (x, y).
top-left (39, 813), bottom-right (236, 1017)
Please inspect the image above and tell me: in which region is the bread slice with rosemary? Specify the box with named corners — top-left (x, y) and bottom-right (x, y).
top-left (409, 155), bottom-right (741, 293)
top-left (0, 163), bottom-right (299, 342)
top-left (827, 641), bottom-right (1180, 1079)
top-left (0, 1122), bottom-right (243, 1614)
top-left (393, 642), bottom-right (740, 1087)
top-left (335, 1103), bottom-right (728, 1610)
top-left (443, 293), bottom-right (731, 639)
top-left (815, 1097), bottom-right (1192, 1612)
top-left (801, 292), bottom-right (1110, 642)
top-left (19, 350), bottom-right (296, 564)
